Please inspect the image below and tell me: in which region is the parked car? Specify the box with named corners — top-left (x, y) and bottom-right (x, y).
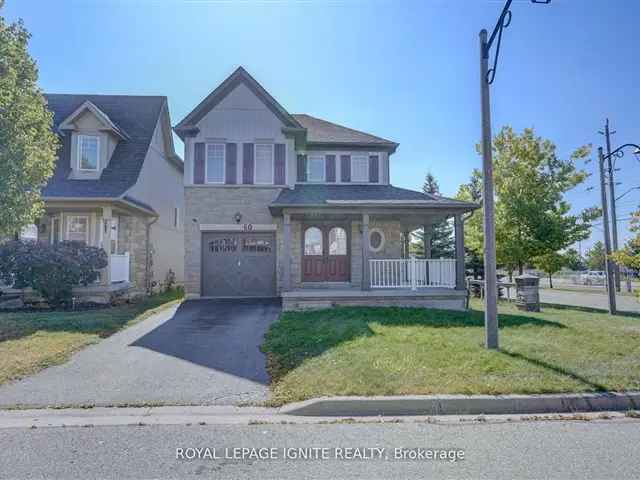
top-left (580, 271), bottom-right (606, 285)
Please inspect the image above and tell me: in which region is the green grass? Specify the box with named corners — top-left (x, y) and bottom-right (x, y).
top-left (262, 299), bottom-right (640, 405)
top-left (0, 290), bottom-right (183, 385)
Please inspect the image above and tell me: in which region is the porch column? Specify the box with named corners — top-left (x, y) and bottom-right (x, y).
top-left (282, 213), bottom-right (292, 291)
top-left (423, 224), bottom-right (432, 259)
top-left (455, 213), bottom-right (465, 290)
top-left (101, 206), bottom-right (112, 286)
top-left (402, 230), bottom-right (410, 259)
top-left (361, 213), bottom-right (370, 291)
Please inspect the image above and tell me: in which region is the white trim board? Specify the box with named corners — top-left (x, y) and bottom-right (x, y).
top-left (199, 224), bottom-right (278, 232)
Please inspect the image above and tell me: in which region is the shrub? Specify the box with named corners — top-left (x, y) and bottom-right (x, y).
top-left (0, 240), bottom-right (108, 307)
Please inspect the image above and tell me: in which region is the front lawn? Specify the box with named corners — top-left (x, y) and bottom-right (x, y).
top-left (0, 290), bottom-right (183, 385)
top-left (262, 300), bottom-right (640, 405)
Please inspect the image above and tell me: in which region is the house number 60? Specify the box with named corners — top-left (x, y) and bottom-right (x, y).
top-left (242, 223), bottom-right (253, 232)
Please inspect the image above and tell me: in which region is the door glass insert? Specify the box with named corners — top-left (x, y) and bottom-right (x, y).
top-left (328, 227), bottom-right (347, 255)
top-left (209, 238), bottom-right (238, 253)
top-left (304, 227), bottom-right (323, 255)
top-left (243, 238), bottom-right (272, 253)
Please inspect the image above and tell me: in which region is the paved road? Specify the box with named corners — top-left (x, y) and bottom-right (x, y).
top-left (1, 418), bottom-right (638, 479)
top-left (0, 299), bottom-right (281, 408)
top-left (508, 288), bottom-right (640, 313)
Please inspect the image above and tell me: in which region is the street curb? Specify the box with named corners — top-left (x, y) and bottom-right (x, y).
top-left (279, 392), bottom-right (640, 417)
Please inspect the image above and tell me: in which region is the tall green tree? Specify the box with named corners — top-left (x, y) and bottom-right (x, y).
top-left (456, 127), bottom-right (597, 276)
top-left (411, 172), bottom-right (455, 258)
top-left (534, 252), bottom-right (567, 288)
top-left (611, 210), bottom-right (640, 271)
top-left (585, 241), bottom-right (606, 271)
top-left (564, 247), bottom-right (586, 271)
top-left (0, 10), bottom-right (57, 238)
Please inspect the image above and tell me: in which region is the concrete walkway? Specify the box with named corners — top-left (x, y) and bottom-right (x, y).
top-left (0, 298), bottom-right (281, 408)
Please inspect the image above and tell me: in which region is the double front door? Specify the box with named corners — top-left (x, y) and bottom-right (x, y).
top-left (302, 224), bottom-right (350, 282)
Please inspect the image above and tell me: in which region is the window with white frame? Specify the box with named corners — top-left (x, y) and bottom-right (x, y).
top-left (307, 155), bottom-right (325, 182)
top-left (67, 216), bottom-right (89, 244)
top-left (206, 144), bottom-right (225, 183)
top-left (78, 135), bottom-right (100, 171)
top-left (255, 144), bottom-right (274, 184)
top-left (351, 154), bottom-right (369, 182)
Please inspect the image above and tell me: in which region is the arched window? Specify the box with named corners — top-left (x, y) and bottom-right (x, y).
top-left (328, 227), bottom-right (347, 255)
top-left (304, 227), bottom-right (323, 255)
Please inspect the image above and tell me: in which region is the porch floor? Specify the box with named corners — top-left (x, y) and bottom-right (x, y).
top-left (282, 287), bottom-right (467, 312)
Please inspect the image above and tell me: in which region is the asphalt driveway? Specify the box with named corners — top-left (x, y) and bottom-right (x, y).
top-left (0, 298), bottom-right (281, 408)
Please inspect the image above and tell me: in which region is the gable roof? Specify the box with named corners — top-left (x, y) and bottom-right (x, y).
top-left (271, 184), bottom-right (477, 211)
top-left (174, 67), bottom-right (398, 151)
top-left (43, 94), bottom-right (176, 199)
top-left (174, 66), bottom-right (303, 140)
top-left (292, 114), bottom-right (398, 149)
top-left (58, 100), bottom-right (129, 140)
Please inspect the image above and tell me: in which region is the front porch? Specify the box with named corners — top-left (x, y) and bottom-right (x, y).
top-left (282, 286), bottom-right (468, 311)
top-left (275, 201), bottom-right (472, 311)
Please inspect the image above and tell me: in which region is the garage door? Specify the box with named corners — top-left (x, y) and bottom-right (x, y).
top-left (201, 232), bottom-right (277, 297)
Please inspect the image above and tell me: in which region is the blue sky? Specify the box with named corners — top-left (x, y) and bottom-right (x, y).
top-left (4, 0), bottom-right (640, 254)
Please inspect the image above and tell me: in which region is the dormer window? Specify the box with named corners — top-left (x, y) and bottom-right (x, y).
top-left (78, 135), bottom-right (100, 171)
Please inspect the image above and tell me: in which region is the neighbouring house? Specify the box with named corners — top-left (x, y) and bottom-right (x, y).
top-left (12, 94), bottom-right (185, 302)
top-left (175, 67), bottom-right (477, 310)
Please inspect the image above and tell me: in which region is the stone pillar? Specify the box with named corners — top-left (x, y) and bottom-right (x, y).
top-left (283, 213), bottom-right (292, 292)
top-left (515, 274), bottom-right (540, 312)
top-left (361, 213), bottom-right (370, 291)
top-left (423, 224), bottom-right (432, 259)
top-left (101, 206), bottom-right (112, 286)
top-left (454, 214), bottom-right (465, 290)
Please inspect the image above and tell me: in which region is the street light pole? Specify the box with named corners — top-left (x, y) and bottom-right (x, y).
top-left (602, 119), bottom-right (621, 291)
top-left (478, 0), bottom-right (550, 350)
top-left (479, 29), bottom-right (498, 349)
top-left (598, 147), bottom-right (617, 315)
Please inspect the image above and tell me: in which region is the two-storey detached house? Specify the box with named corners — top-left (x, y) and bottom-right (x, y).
top-left (29, 94), bottom-right (185, 300)
top-left (176, 67), bottom-right (477, 310)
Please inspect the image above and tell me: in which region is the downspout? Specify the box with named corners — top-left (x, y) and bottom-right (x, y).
top-left (145, 216), bottom-right (159, 295)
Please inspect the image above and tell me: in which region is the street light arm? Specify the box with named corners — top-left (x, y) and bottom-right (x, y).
top-left (484, 0), bottom-right (551, 85)
top-left (602, 143), bottom-right (640, 161)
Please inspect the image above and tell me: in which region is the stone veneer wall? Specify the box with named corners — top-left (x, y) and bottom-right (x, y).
top-left (184, 186), bottom-right (283, 297)
top-left (118, 215), bottom-right (151, 295)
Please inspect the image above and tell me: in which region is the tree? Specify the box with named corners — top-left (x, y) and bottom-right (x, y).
top-left (0, 11), bottom-right (58, 238)
top-left (564, 248), bottom-right (586, 271)
top-left (534, 252), bottom-right (567, 288)
top-left (585, 241), bottom-right (606, 271)
top-left (411, 172), bottom-right (455, 258)
top-left (456, 127), bottom-right (598, 276)
top-left (610, 210), bottom-right (640, 270)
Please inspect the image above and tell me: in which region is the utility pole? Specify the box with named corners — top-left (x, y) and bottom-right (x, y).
top-left (480, 29), bottom-right (498, 349)
top-left (601, 119), bottom-right (621, 291)
top-left (478, 0), bottom-right (550, 349)
top-left (598, 147), bottom-right (617, 315)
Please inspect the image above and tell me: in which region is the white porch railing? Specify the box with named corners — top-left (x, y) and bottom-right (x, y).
top-left (369, 258), bottom-right (456, 290)
top-left (110, 252), bottom-right (130, 283)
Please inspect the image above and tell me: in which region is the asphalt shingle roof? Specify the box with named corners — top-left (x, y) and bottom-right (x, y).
top-left (292, 114), bottom-right (397, 146)
top-left (43, 94), bottom-right (166, 199)
top-left (271, 184), bottom-right (477, 209)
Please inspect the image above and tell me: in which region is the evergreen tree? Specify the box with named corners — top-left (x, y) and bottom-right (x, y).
top-left (411, 172), bottom-right (455, 258)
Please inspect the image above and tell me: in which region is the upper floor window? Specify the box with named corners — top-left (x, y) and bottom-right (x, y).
top-left (206, 143), bottom-right (225, 184)
top-left (351, 154), bottom-right (369, 182)
top-left (78, 135), bottom-right (99, 171)
top-left (307, 155), bottom-right (325, 182)
top-left (255, 144), bottom-right (274, 184)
